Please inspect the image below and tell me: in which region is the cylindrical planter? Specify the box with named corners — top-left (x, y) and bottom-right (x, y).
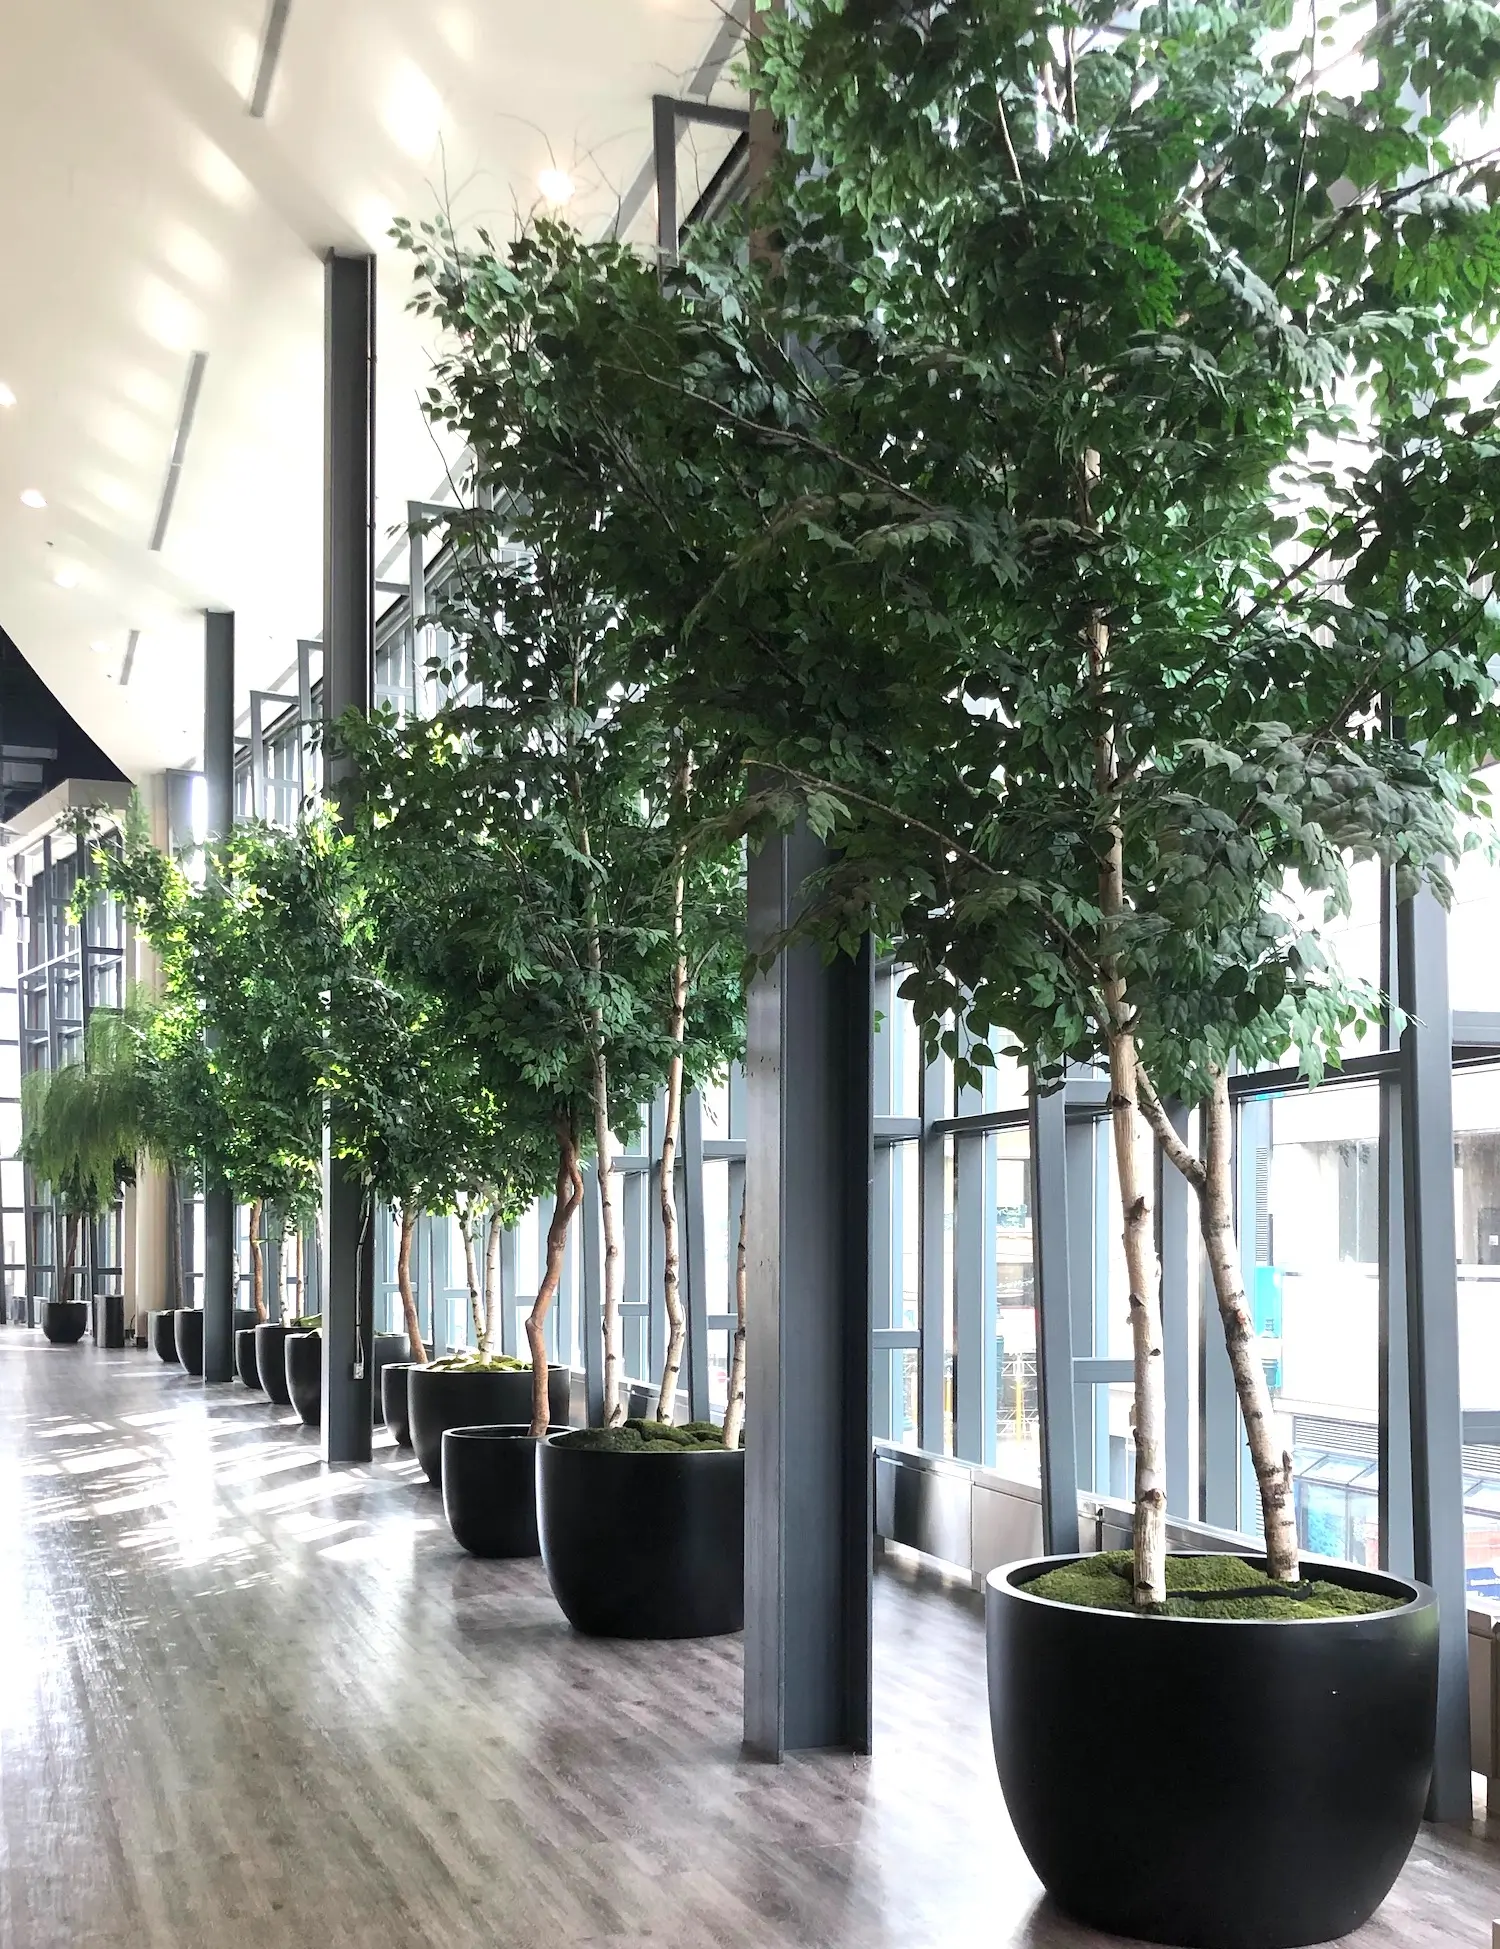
top-left (986, 1554), bottom-right (1437, 1949)
top-left (370, 1333), bottom-right (409, 1425)
top-left (381, 1362), bottom-right (415, 1447)
top-left (40, 1299), bottom-right (90, 1345)
top-left (175, 1307), bottom-right (259, 1377)
top-left (148, 1310), bottom-right (180, 1364)
top-left (234, 1328), bottom-right (263, 1389)
top-left (174, 1307), bottom-right (205, 1375)
top-left (285, 1331), bottom-right (322, 1427)
top-left (255, 1322), bottom-right (300, 1404)
top-left (442, 1426), bottom-right (548, 1557)
top-left (95, 1291), bottom-right (126, 1350)
top-left (537, 1436), bottom-right (745, 1638)
top-left (408, 1366), bottom-right (571, 1487)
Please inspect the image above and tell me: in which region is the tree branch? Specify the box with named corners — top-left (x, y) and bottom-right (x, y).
top-left (1136, 1068), bottom-right (1207, 1189)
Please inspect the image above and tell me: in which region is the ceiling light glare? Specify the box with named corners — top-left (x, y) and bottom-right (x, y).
top-left (20, 487), bottom-right (45, 509)
top-left (90, 640), bottom-right (111, 655)
top-left (0, 382), bottom-right (15, 409)
top-left (53, 567), bottom-right (78, 590)
top-left (538, 167), bottom-right (575, 206)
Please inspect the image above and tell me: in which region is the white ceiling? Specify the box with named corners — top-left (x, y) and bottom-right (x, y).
top-left (0, 0), bottom-right (745, 778)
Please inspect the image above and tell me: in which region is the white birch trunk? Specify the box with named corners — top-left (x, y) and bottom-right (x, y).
top-left (248, 1198), bottom-right (265, 1322)
top-left (592, 1038), bottom-right (624, 1425)
top-left (458, 1203), bottom-right (483, 1349)
top-left (481, 1210), bottom-right (501, 1357)
top-left (396, 1202), bottom-right (427, 1364)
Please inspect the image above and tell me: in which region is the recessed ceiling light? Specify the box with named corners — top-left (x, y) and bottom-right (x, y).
top-left (89, 640), bottom-right (111, 655)
top-left (537, 167), bottom-right (574, 205)
top-left (20, 487), bottom-right (45, 509)
top-left (53, 567), bottom-right (78, 590)
top-left (0, 383), bottom-right (15, 409)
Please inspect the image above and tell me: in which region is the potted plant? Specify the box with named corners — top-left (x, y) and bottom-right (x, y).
top-left (401, 0), bottom-right (1500, 1918)
top-left (19, 1009), bottom-right (150, 1348)
top-left (283, 1316), bottom-right (323, 1426)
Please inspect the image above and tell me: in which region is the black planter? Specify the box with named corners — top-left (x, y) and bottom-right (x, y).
top-left (370, 1333), bottom-right (409, 1425)
top-left (234, 1328), bottom-right (263, 1389)
top-left (382, 1362), bottom-right (415, 1447)
top-left (986, 1554), bottom-right (1437, 1949)
top-left (174, 1307), bottom-right (259, 1377)
top-left (255, 1322), bottom-right (300, 1403)
top-left (442, 1425), bottom-right (549, 1557)
top-left (408, 1365), bottom-right (571, 1487)
top-left (148, 1310), bottom-right (180, 1364)
top-left (285, 1331), bottom-right (322, 1427)
top-left (40, 1299), bottom-right (89, 1345)
top-left (537, 1435), bottom-right (744, 1638)
top-left (94, 1291), bottom-right (126, 1349)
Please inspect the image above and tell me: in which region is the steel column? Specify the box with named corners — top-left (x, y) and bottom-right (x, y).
top-left (1396, 885), bottom-right (1471, 1817)
top-left (321, 249), bottom-right (376, 1461)
top-left (202, 609), bottom-right (236, 1384)
top-left (581, 1161), bottom-right (605, 1426)
top-left (743, 819), bottom-right (873, 1759)
top-left (1031, 1085), bottom-right (1079, 1550)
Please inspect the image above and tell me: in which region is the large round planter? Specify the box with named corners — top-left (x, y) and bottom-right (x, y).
top-left (537, 1436), bottom-right (744, 1638)
top-left (234, 1328), bottom-right (263, 1389)
top-left (175, 1307), bottom-right (258, 1376)
top-left (408, 1365), bottom-right (571, 1487)
top-left (442, 1425), bottom-right (548, 1557)
top-left (148, 1310), bottom-right (180, 1364)
top-left (255, 1322), bottom-right (300, 1404)
top-left (174, 1307), bottom-right (205, 1375)
top-left (381, 1362), bottom-right (415, 1447)
top-left (986, 1554), bottom-right (1437, 1949)
top-left (285, 1331), bottom-right (322, 1427)
top-left (40, 1299), bottom-right (89, 1345)
top-left (370, 1333), bottom-right (409, 1425)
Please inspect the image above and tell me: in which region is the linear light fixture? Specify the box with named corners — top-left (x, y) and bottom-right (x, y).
top-left (148, 350), bottom-right (208, 553)
top-left (249, 0), bottom-right (293, 117)
top-left (121, 629), bottom-right (140, 686)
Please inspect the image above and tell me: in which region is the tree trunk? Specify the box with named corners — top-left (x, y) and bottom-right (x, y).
top-left (654, 830), bottom-right (691, 1422)
top-left (592, 1037), bottom-right (625, 1425)
top-left (481, 1210), bottom-right (502, 1357)
top-left (723, 1182), bottom-right (748, 1449)
top-left (1107, 1020), bottom-right (1168, 1608)
top-left (61, 1210), bottom-right (80, 1302)
top-left (458, 1203), bottom-right (482, 1348)
top-left (248, 1198), bottom-right (265, 1322)
top-left (167, 1170), bottom-right (184, 1310)
top-left (396, 1202), bottom-right (427, 1365)
top-left (527, 1120), bottom-right (584, 1437)
top-left (1200, 1069), bottom-right (1299, 1579)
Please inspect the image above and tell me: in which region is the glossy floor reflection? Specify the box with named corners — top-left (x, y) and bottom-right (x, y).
top-left (1, 1334), bottom-right (1497, 1949)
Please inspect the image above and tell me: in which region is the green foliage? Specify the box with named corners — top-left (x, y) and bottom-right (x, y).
top-left (394, 0), bottom-right (1500, 1101)
top-left (1027, 1550), bottom-right (1400, 1619)
top-left (18, 1009), bottom-right (150, 1221)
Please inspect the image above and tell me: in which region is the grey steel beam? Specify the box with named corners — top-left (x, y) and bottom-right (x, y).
top-left (1379, 868), bottom-right (1415, 1579)
top-left (682, 1089), bottom-right (711, 1420)
top-left (744, 819), bottom-right (873, 1758)
top-left (917, 1050), bottom-right (946, 1451)
top-left (320, 250), bottom-right (376, 1462)
top-left (1159, 1100), bottom-right (1194, 1518)
top-left (581, 1162), bottom-right (605, 1425)
top-left (1031, 1084), bottom-right (1079, 1550)
top-left (201, 610), bottom-right (236, 1385)
top-left (1396, 885), bottom-right (1471, 1818)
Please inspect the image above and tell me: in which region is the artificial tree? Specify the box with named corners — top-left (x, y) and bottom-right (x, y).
top-left (398, 0), bottom-right (1500, 1593)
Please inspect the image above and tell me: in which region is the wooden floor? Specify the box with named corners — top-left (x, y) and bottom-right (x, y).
top-left (2, 1338), bottom-right (1498, 1949)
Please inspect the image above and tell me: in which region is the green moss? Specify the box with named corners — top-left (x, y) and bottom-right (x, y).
top-left (1025, 1551), bottom-right (1403, 1621)
top-left (556, 1416), bottom-right (736, 1454)
top-left (427, 1352), bottom-right (528, 1374)
top-left (288, 1315), bottom-right (321, 1331)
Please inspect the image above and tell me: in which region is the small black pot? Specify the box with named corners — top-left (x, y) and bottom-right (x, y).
top-left (381, 1362), bottom-right (415, 1447)
top-left (40, 1299), bottom-right (90, 1345)
top-left (148, 1310), bottom-right (180, 1364)
top-left (537, 1435), bottom-right (744, 1638)
top-left (234, 1328), bottom-right (263, 1389)
top-left (370, 1333), bottom-right (409, 1425)
top-left (408, 1365), bottom-right (571, 1487)
top-left (986, 1553), bottom-right (1437, 1949)
top-left (285, 1331), bottom-right (322, 1427)
top-left (95, 1291), bottom-right (126, 1349)
top-left (255, 1322), bottom-right (300, 1404)
top-left (442, 1425), bottom-right (548, 1557)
